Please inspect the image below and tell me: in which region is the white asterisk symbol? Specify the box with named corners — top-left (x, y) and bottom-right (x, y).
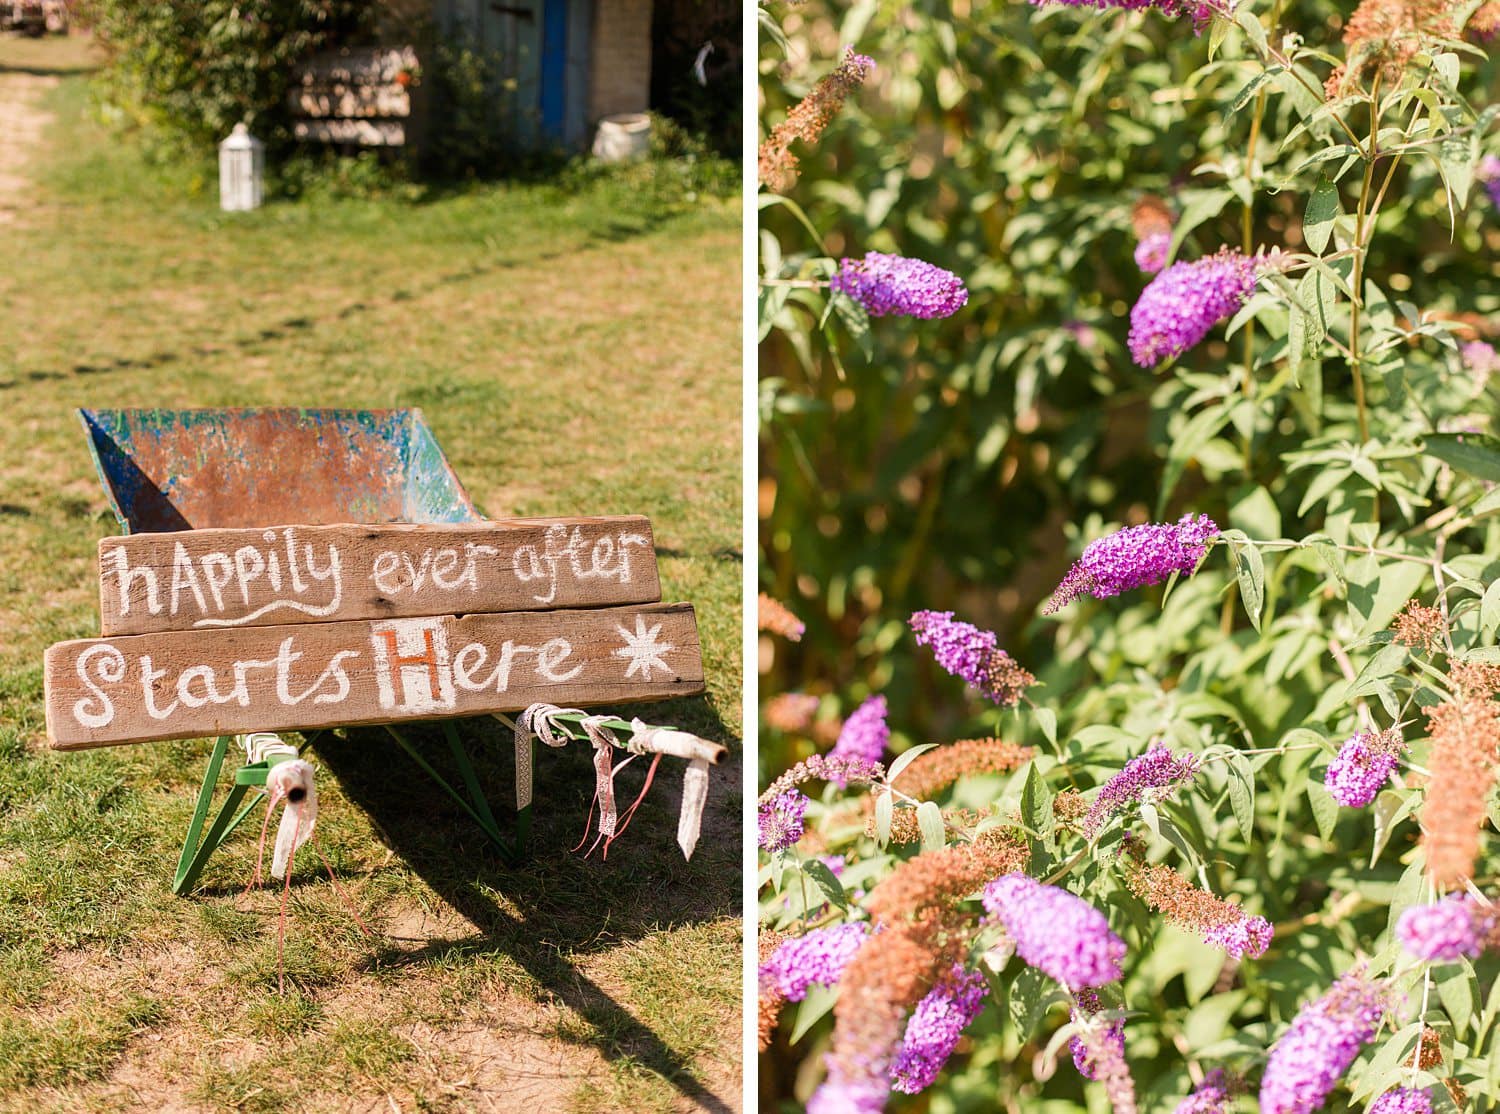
top-left (614, 616), bottom-right (675, 681)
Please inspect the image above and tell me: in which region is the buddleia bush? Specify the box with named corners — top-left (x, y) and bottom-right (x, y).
top-left (757, 0), bottom-right (1500, 1109)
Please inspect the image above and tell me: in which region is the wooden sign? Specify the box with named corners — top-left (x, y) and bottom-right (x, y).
top-left (97, 516), bottom-right (660, 637)
top-left (45, 603), bottom-right (702, 749)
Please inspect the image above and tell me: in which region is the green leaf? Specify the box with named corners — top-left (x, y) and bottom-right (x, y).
top-left (1422, 432), bottom-right (1500, 483)
top-left (1389, 857), bottom-right (1426, 935)
top-left (1227, 752), bottom-right (1256, 844)
top-left (1304, 176), bottom-right (1341, 254)
top-left (1234, 541), bottom-right (1266, 631)
top-left (829, 291), bottom-right (873, 361)
top-left (758, 285), bottom-right (790, 342)
top-left (1307, 780), bottom-right (1339, 841)
top-left (1435, 128), bottom-right (1478, 224)
top-left (1370, 789), bottom-right (1419, 867)
top-left (757, 192), bottom-right (826, 250)
top-left (789, 981), bottom-right (839, 1043)
top-left (1306, 533), bottom-right (1347, 589)
top-left (1230, 67), bottom-right (1280, 114)
top-left (1438, 962), bottom-right (1477, 1037)
top-left (917, 801), bottom-right (946, 852)
top-left (886, 743), bottom-right (940, 786)
top-left (1207, 14), bottom-right (1232, 60)
top-left (1483, 579), bottom-right (1500, 638)
top-left (875, 789), bottom-right (893, 848)
top-left (1034, 707), bottom-right (1058, 748)
top-left (1346, 641), bottom-right (1409, 700)
top-left (1021, 763), bottom-right (1055, 842)
top-left (800, 858), bottom-right (849, 912)
top-left (1168, 189), bottom-right (1235, 262)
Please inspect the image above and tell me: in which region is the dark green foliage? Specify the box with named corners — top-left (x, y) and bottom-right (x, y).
top-left (85, 0), bottom-right (372, 152)
top-left (760, 0), bottom-right (1500, 1108)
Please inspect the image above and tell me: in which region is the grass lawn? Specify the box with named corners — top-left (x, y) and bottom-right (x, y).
top-left (0, 36), bottom-right (742, 1114)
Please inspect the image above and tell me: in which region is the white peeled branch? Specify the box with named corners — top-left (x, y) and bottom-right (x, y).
top-left (628, 724), bottom-right (727, 765)
top-left (266, 759), bottom-right (317, 879)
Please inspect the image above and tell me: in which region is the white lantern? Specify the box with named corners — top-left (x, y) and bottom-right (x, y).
top-left (218, 123), bottom-right (264, 212)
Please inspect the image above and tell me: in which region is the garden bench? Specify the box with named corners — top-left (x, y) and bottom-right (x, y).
top-left (43, 408), bottom-right (714, 894)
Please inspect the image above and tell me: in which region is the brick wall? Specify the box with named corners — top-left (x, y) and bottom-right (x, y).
top-left (589, 0), bottom-right (653, 123)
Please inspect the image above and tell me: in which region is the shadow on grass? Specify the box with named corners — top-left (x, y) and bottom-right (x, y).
top-left (0, 62), bottom-right (98, 77)
top-left (311, 699), bottom-right (739, 1113)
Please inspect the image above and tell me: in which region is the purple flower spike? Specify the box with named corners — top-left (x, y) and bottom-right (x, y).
top-left (1082, 745), bottom-right (1198, 837)
top-left (1202, 914), bottom-right (1273, 960)
top-left (1397, 895), bottom-right (1483, 963)
top-left (1463, 339), bottom-right (1498, 377)
top-left (889, 967), bottom-right (988, 1093)
top-left (1481, 155), bottom-right (1500, 210)
top-left (758, 789), bottom-right (809, 853)
top-left (1134, 231), bottom-right (1171, 274)
top-left (1175, 1068), bottom-right (1235, 1113)
top-left (1128, 249), bottom-right (1259, 366)
top-left (982, 873), bottom-right (1126, 988)
top-left (1032, 0), bottom-right (1223, 31)
top-left (831, 696), bottom-right (890, 780)
top-left (1370, 1088), bottom-right (1434, 1114)
top-left (908, 610), bottom-right (1034, 706)
top-left (760, 922), bottom-right (872, 1000)
top-left (1044, 513), bottom-right (1218, 614)
top-left (1259, 969), bottom-right (1389, 1114)
top-left (807, 1077), bottom-right (889, 1114)
top-left (1069, 988), bottom-right (1126, 1081)
top-left (1325, 728), bottom-right (1405, 807)
top-left (831, 252), bottom-right (969, 319)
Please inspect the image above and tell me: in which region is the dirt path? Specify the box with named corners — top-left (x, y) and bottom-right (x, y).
top-left (0, 69), bottom-right (57, 225)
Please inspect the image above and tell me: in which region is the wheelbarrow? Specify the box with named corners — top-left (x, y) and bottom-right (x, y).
top-left (53, 408), bottom-right (716, 895)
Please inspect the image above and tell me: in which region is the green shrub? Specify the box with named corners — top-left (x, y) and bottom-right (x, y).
top-left (759, 0), bottom-right (1500, 1109)
top-left (85, 0), bottom-right (372, 154)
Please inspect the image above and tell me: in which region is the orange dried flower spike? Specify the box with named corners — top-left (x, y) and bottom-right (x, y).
top-left (891, 737), bottom-right (1035, 800)
top-left (1421, 696), bottom-right (1500, 886)
top-left (757, 593), bottom-right (805, 641)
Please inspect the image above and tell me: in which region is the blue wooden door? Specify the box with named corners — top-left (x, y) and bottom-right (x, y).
top-left (481, 0), bottom-right (544, 145)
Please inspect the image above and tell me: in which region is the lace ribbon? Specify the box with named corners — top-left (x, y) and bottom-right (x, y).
top-left (513, 703), bottom-right (587, 810)
top-left (514, 703), bottom-right (714, 862)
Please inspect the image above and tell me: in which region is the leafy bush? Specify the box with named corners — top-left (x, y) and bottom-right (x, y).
top-left (758, 0), bottom-right (1500, 1110)
top-left (85, 0), bottom-right (371, 152)
top-left (419, 35), bottom-right (521, 181)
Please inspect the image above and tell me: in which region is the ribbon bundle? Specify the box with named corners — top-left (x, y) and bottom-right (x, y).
top-left (512, 703), bottom-right (721, 861)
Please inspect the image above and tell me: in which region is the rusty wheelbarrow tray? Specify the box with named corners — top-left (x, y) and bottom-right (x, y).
top-left (77, 407), bottom-right (522, 893)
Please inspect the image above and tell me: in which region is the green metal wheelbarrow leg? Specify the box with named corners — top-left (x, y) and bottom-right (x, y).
top-left (382, 724), bottom-right (523, 863)
top-left (173, 735), bottom-right (262, 895)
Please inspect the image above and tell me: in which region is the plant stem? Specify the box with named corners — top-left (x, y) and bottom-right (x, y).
top-left (1410, 967), bottom-right (1432, 1085)
top-left (1241, 89), bottom-right (1266, 472)
top-left (1348, 91), bottom-right (1380, 444)
top-left (1199, 741), bottom-right (1324, 764)
top-left (761, 278), bottom-right (829, 289)
top-left (1233, 536), bottom-right (1457, 575)
top-left (1237, 0), bottom-right (1286, 473)
top-left (1044, 844), bottom-right (1093, 884)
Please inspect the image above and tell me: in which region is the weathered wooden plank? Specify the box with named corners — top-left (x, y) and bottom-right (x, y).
top-left (97, 516), bottom-right (660, 636)
top-left (288, 85), bottom-right (411, 119)
top-left (46, 603), bottom-right (703, 749)
top-left (293, 119), bottom-right (405, 146)
top-left (293, 46), bottom-right (419, 86)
